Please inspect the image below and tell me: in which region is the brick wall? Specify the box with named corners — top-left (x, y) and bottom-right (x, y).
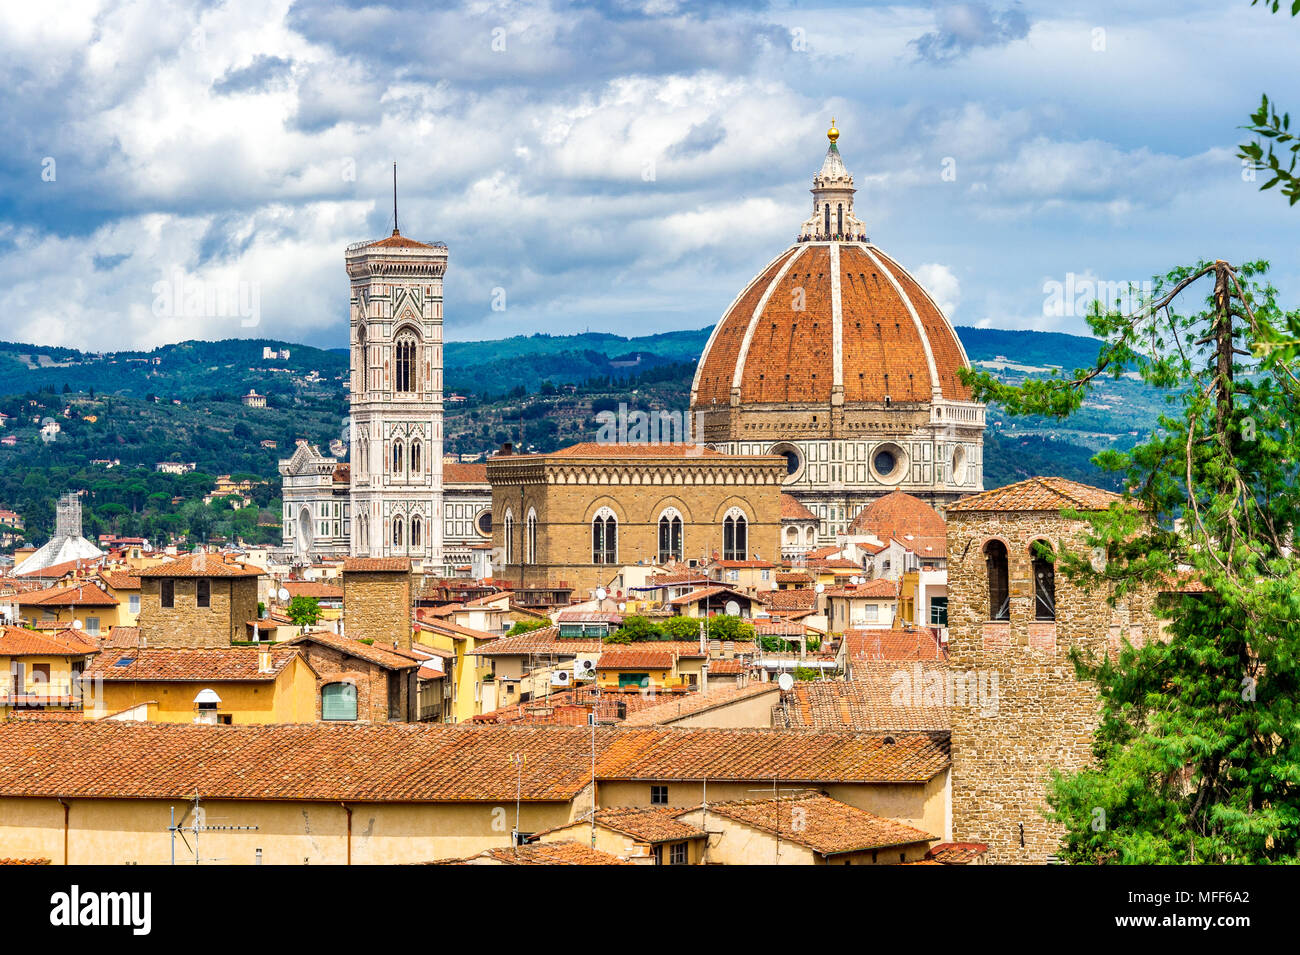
top-left (946, 509), bottom-right (1160, 863)
top-left (295, 642), bottom-right (412, 723)
top-left (139, 577), bottom-right (260, 648)
top-left (342, 571), bottom-right (412, 651)
top-left (489, 456), bottom-right (785, 594)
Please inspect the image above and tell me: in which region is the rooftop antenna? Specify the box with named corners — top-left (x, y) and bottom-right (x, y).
top-left (392, 162), bottom-right (399, 235)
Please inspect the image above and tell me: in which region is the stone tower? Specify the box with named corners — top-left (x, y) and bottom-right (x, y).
top-left (945, 476), bottom-right (1159, 863)
top-left (345, 190), bottom-right (447, 565)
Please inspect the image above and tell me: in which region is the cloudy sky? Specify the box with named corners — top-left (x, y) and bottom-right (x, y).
top-left (2, 0), bottom-right (1297, 351)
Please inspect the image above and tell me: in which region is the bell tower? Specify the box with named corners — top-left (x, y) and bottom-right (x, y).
top-left (345, 168), bottom-right (447, 566)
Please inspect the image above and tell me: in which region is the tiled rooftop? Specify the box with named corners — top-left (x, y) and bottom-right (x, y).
top-left (692, 792), bottom-right (935, 855)
top-left (0, 722), bottom-right (951, 802)
top-left (946, 476), bottom-right (1125, 513)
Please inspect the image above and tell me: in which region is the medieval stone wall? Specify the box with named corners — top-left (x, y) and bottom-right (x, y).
top-left (946, 509), bottom-right (1161, 863)
top-left (139, 577), bottom-right (259, 649)
top-left (342, 571), bottom-right (413, 650)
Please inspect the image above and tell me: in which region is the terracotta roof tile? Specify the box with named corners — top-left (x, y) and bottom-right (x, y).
top-left (849, 490), bottom-right (946, 540)
top-left (283, 581), bottom-right (343, 599)
top-left (443, 462), bottom-right (488, 484)
top-left (83, 646), bottom-right (299, 682)
top-left (780, 669), bottom-right (951, 732)
top-left (284, 631), bottom-right (420, 670)
top-left (16, 580), bottom-right (118, 608)
top-left (691, 792), bottom-right (935, 855)
top-left (342, 557), bottom-right (411, 573)
top-left (947, 476), bottom-right (1125, 513)
top-left (430, 842), bottom-right (630, 865)
top-left (0, 626), bottom-right (97, 657)
top-left (780, 494), bottom-right (819, 521)
top-left (0, 722), bottom-right (950, 802)
top-left (845, 628), bottom-right (947, 663)
top-left (137, 553), bottom-right (261, 578)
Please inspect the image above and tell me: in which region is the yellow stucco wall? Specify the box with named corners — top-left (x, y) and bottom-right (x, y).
top-left (87, 657), bottom-right (317, 724)
top-left (0, 654), bottom-right (85, 714)
top-left (0, 796), bottom-right (579, 865)
top-left (596, 774), bottom-right (947, 839)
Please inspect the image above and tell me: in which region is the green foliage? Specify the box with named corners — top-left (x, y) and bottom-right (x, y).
top-left (793, 666), bottom-right (820, 681)
top-left (1238, 5), bottom-right (1300, 206)
top-left (286, 595), bottom-right (321, 627)
top-left (658, 616), bottom-right (706, 640)
top-left (506, 619), bottom-right (547, 637)
top-left (971, 259), bottom-right (1300, 863)
top-left (608, 615), bottom-right (663, 643)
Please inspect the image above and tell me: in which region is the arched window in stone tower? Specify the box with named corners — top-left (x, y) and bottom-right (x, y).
top-left (357, 324), bottom-right (368, 391)
top-left (392, 517), bottom-right (404, 548)
top-left (410, 516), bottom-right (422, 548)
top-left (1032, 540), bottom-right (1056, 621)
top-left (526, 508), bottom-right (537, 564)
top-left (395, 334), bottom-right (417, 392)
top-left (837, 203), bottom-right (843, 237)
top-left (822, 204), bottom-right (830, 238)
top-left (723, 507), bottom-right (748, 561)
top-left (409, 439), bottom-right (422, 475)
top-left (592, 507), bottom-right (617, 565)
top-left (984, 539), bottom-right (1010, 621)
top-left (391, 439), bottom-right (404, 476)
top-left (658, 508), bottom-right (683, 563)
top-left (503, 509), bottom-right (514, 564)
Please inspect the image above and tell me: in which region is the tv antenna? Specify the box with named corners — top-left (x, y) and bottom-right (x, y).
top-left (169, 791), bottom-right (260, 865)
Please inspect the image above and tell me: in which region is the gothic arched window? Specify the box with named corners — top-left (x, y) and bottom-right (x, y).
top-left (526, 508), bottom-right (537, 564)
top-left (1032, 540), bottom-right (1056, 621)
top-left (410, 439), bottom-right (422, 475)
top-left (391, 440), bottom-right (404, 475)
top-left (503, 509), bottom-right (515, 564)
top-left (392, 518), bottom-right (404, 548)
top-left (823, 204), bottom-right (830, 238)
top-left (658, 509), bottom-right (683, 563)
top-left (356, 324), bottom-right (368, 392)
top-left (984, 540), bottom-right (1010, 621)
top-left (723, 508), bottom-right (748, 561)
top-left (592, 507), bottom-right (617, 565)
top-left (395, 334), bottom-right (417, 392)
top-left (837, 203), bottom-right (843, 237)
top-left (410, 516), bottom-right (422, 548)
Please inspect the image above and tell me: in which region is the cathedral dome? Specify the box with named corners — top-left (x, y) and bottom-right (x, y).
top-left (691, 124), bottom-right (971, 410)
top-left (692, 242), bottom-right (972, 407)
top-left (688, 123), bottom-right (986, 536)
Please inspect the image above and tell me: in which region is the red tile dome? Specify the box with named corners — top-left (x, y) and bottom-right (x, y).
top-left (692, 242), bottom-right (971, 407)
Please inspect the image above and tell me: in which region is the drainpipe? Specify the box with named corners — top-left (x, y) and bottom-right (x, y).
top-left (341, 803), bottom-right (353, 865)
top-left (57, 798), bottom-right (69, 865)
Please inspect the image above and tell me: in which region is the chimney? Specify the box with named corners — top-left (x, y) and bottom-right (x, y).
top-left (499, 442), bottom-right (513, 456)
top-left (257, 648), bottom-right (273, 673)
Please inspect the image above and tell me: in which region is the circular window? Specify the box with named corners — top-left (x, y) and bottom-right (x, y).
top-left (768, 443), bottom-right (804, 483)
top-left (475, 508), bottom-right (492, 537)
top-left (872, 443), bottom-right (906, 483)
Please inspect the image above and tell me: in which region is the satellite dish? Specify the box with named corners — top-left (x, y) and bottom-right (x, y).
top-left (815, 583), bottom-right (825, 594)
top-left (595, 587), bottom-right (607, 602)
top-left (617, 602), bottom-right (627, 612)
top-left (277, 588), bottom-right (290, 603)
top-left (777, 673), bottom-right (795, 692)
top-left (850, 576), bottom-right (861, 586)
top-left (72, 620), bottom-right (83, 629)
top-left (725, 600), bottom-right (741, 617)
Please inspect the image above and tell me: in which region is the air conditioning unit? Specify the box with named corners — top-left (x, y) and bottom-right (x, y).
top-left (574, 656), bottom-right (598, 681)
top-left (550, 669), bottom-right (572, 687)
